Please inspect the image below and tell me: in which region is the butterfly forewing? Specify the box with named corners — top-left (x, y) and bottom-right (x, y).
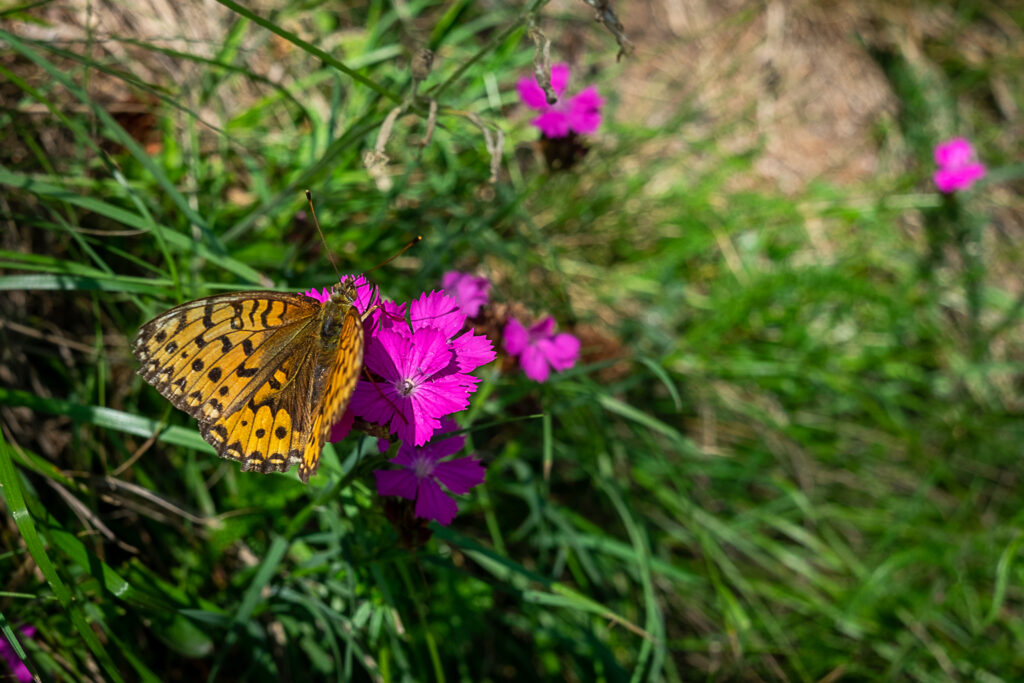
top-left (132, 287), bottom-right (365, 482)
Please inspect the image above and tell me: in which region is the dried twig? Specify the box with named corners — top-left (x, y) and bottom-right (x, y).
top-left (420, 98), bottom-right (438, 149)
top-left (48, 479), bottom-right (141, 554)
top-left (463, 112), bottom-right (504, 183)
top-left (527, 16), bottom-right (556, 104)
top-left (364, 48), bottom-right (440, 188)
top-left (579, 0), bottom-right (634, 60)
top-left (112, 425), bottom-right (164, 477)
top-left (364, 104), bottom-right (405, 191)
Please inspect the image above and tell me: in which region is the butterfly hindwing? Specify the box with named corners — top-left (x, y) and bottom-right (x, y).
top-left (201, 346), bottom-right (319, 476)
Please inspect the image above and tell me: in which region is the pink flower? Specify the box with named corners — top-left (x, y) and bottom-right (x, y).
top-left (504, 316), bottom-right (580, 383)
top-left (442, 271), bottom-right (490, 317)
top-left (933, 138), bottom-right (986, 193)
top-left (517, 63), bottom-right (604, 138)
top-left (328, 290), bottom-right (495, 446)
top-left (374, 418), bottom-right (485, 525)
top-left (0, 626), bottom-right (34, 683)
top-left (302, 286), bottom-right (331, 304)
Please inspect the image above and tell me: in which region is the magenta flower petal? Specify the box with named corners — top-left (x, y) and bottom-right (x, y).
top-left (934, 138), bottom-right (973, 167)
top-left (542, 333), bottom-right (580, 372)
top-left (442, 271), bottom-right (490, 317)
top-left (404, 377), bottom-right (472, 445)
top-left (362, 330), bottom-right (402, 380)
top-left (421, 435), bottom-right (466, 461)
top-left (550, 63), bottom-right (570, 97)
top-left (350, 379), bottom-right (395, 424)
top-left (567, 86), bottom-right (604, 135)
top-left (416, 417), bottom-right (466, 458)
top-left (517, 77), bottom-right (549, 110)
top-left (934, 163), bottom-right (986, 193)
top-left (532, 110), bottom-right (572, 138)
top-left (432, 456), bottom-right (485, 495)
top-left (409, 291), bottom-right (466, 339)
top-left (528, 317), bottom-right (556, 339)
top-left (519, 345), bottom-right (552, 383)
top-left (369, 299), bottom-right (408, 333)
top-left (303, 287), bottom-right (331, 304)
top-left (503, 317), bottom-right (529, 355)
top-left (397, 327), bottom-right (454, 380)
top-left (415, 477), bottom-right (459, 525)
top-left (932, 137), bottom-right (986, 193)
top-left (389, 442), bottom-right (417, 466)
top-left (452, 329), bottom-right (496, 372)
top-left (0, 627), bottom-right (33, 683)
top-left (375, 468), bottom-right (418, 499)
top-left (328, 406), bottom-right (355, 443)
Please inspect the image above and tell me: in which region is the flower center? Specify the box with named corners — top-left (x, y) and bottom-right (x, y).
top-left (411, 453), bottom-right (435, 479)
top-left (396, 378), bottom-right (417, 397)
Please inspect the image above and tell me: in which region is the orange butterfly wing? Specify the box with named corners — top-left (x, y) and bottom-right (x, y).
top-left (132, 288), bottom-right (364, 482)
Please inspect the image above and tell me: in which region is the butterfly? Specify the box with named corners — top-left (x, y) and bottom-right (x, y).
top-left (132, 278), bottom-right (368, 483)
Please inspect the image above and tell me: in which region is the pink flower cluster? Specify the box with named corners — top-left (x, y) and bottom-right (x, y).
top-left (933, 138), bottom-right (986, 193)
top-left (304, 271), bottom-right (582, 525)
top-left (443, 271), bottom-right (582, 382)
top-left (307, 275), bottom-right (494, 524)
top-left (517, 63), bottom-right (604, 139)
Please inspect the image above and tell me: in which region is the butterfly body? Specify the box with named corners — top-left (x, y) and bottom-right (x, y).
top-left (132, 279), bottom-right (364, 483)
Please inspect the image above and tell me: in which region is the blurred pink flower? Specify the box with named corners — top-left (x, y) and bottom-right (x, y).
top-left (442, 271), bottom-right (490, 317)
top-left (504, 316), bottom-right (580, 383)
top-left (933, 138), bottom-right (986, 193)
top-left (517, 63), bottom-right (604, 139)
top-left (0, 626), bottom-right (34, 683)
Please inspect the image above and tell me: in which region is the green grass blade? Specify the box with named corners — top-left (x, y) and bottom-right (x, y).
top-left (0, 388), bottom-right (213, 453)
top-left (0, 431), bottom-right (125, 682)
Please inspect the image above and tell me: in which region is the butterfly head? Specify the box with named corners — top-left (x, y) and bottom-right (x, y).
top-left (329, 277), bottom-right (359, 305)
top-left (317, 278), bottom-right (363, 346)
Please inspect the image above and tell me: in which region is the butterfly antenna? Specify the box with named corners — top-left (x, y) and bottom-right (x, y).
top-left (365, 235), bottom-right (423, 275)
top-left (305, 190), bottom-right (341, 280)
